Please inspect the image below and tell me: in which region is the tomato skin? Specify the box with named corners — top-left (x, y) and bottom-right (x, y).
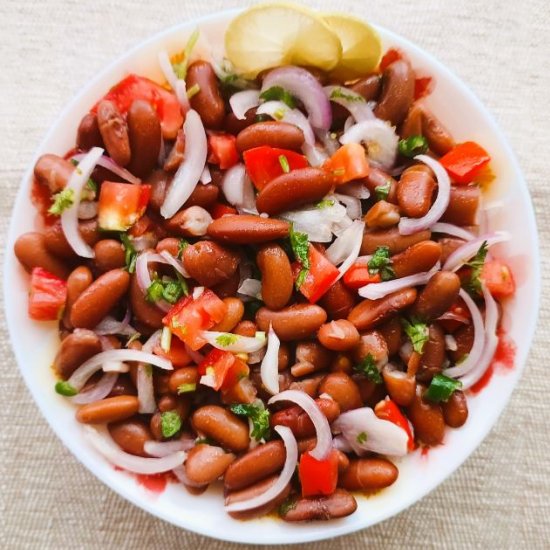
top-left (481, 260), bottom-right (515, 299)
top-left (439, 141), bottom-right (491, 184)
top-left (93, 74), bottom-right (183, 139)
top-left (323, 143), bottom-right (370, 185)
top-left (299, 450), bottom-right (339, 497)
top-left (197, 349), bottom-right (249, 391)
top-left (243, 146), bottom-right (308, 190)
top-left (292, 246), bottom-right (340, 304)
top-left (379, 48), bottom-right (402, 72)
top-left (208, 134), bottom-right (239, 170)
top-left (342, 264), bottom-right (381, 289)
top-left (374, 398), bottom-right (415, 451)
top-left (153, 337), bottom-right (192, 368)
top-left (414, 76), bottom-right (433, 100)
top-left (28, 267), bottom-right (67, 321)
top-left (98, 181), bottom-right (151, 231)
top-left (209, 203), bottom-right (238, 219)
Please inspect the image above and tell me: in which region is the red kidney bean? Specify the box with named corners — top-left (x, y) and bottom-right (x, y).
top-left (168, 367), bottom-right (199, 394)
top-left (76, 395), bottom-right (139, 424)
top-left (407, 385), bottom-right (445, 446)
top-left (97, 100), bottom-right (131, 166)
top-left (166, 206), bottom-right (212, 237)
top-left (361, 227), bottom-right (431, 255)
top-left (183, 240), bottom-right (239, 287)
top-left (412, 271), bottom-right (461, 321)
top-left (442, 390), bottom-right (469, 427)
top-left (129, 274), bottom-right (164, 329)
top-left (288, 374), bottom-right (324, 397)
top-left (363, 168), bottom-right (398, 204)
top-left (291, 342), bottom-right (333, 377)
top-left (43, 219), bottom-right (100, 260)
top-left (365, 200), bottom-right (400, 229)
top-left (186, 61), bottom-right (225, 129)
top-left (62, 266), bottom-right (93, 329)
top-left (108, 374), bottom-right (137, 397)
top-left (439, 237), bottom-right (466, 264)
top-left (223, 108), bottom-right (257, 135)
top-left (318, 320), bottom-right (360, 351)
top-left (155, 237), bottom-right (180, 257)
top-left (34, 154), bottom-right (74, 193)
top-left (397, 167), bottom-right (436, 218)
top-left (185, 444), bottom-right (235, 485)
top-left (236, 121), bottom-right (305, 153)
top-left (382, 364), bottom-right (416, 407)
top-left (191, 405), bottom-right (250, 452)
top-left (352, 331), bottom-right (389, 366)
top-left (441, 186), bottom-right (480, 226)
top-left (147, 169), bottom-right (170, 211)
top-left (421, 108), bottom-right (455, 155)
top-left (109, 418), bottom-right (152, 457)
top-left (281, 489), bottom-right (357, 521)
top-left (318, 372), bottom-right (362, 412)
top-left (163, 129), bottom-right (185, 172)
top-left (77, 113), bottom-right (103, 151)
top-left (377, 317), bottom-right (402, 356)
top-left (54, 328), bottom-right (102, 379)
top-left (127, 100), bottom-right (161, 178)
top-left (93, 239), bottom-right (125, 272)
top-left (449, 323), bottom-right (474, 363)
top-left (392, 240), bottom-right (442, 278)
top-left (14, 232), bottom-right (70, 279)
top-left (184, 183), bottom-right (220, 209)
top-left (400, 103), bottom-right (423, 139)
top-left (212, 269), bottom-right (241, 299)
top-left (351, 74), bottom-right (382, 100)
top-left (256, 304), bottom-right (327, 341)
top-left (330, 353), bottom-right (352, 374)
top-left (319, 279), bottom-right (357, 320)
top-left (257, 244), bottom-right (293, 310)
top-left (208, 214), bottom-right (290, 244)
top-left (417, 323), bottom-right (446, 382)
top-left (339, 458), bottom-right (398, 491)
top-left (234, 320), bottom-right (258, 338)
top-left (374, 60), bottom-right (415, 126)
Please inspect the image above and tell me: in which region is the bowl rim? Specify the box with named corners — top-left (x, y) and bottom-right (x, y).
top-left (4, 6), bottom-right (541, 544)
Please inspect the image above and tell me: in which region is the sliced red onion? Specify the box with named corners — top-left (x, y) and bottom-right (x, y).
top-left (442, 231), bottom-right (511, 272)
top-left (158, 50), bottom-right (178, 90)
top-left (340, 120), bottom-right (398, 169)
top-left (70, 372), bottom-right (118, 405)
top-left (260, 325), bottom-right (280, 395)
top-left (256, 101), bottom-right (315, 145)
top-left (398, 155), bottom-right (451, 236)
top-left (237, 278), bottom-right (262, 300)
top-left (437, 311), bottom-right (470, 325)
top-left (103, 361), bottom-right (129, 373)
top-left (84, 426), bottom-right (185, 474)
top-left (160, 109), bottom-right (207, 218)
top-left (135, 251), bottom-right (180, 312)
top-left (230, 89), bottom-right (260, 120)
top-left (358, 264), bottom-right (439, 300)
top-left (315, 129), bottom-right (339, 156)
top-left (326, 220), bottom-right (365, 267)
top-left (137, 364), bottom-right (156, 414)
top-left (199, 165), bottom-right (211, 184)
top-left (62, 147), bottom-right (104, 258)
top-left (224, 425), bottom-right (297, 512)
top-left (261, 66), bottom-right (332, 130)
top-left (144, 438), bottom-right (195, 457)
top-left (77, 201), bottom-right (97, 220)
top-left (131, 233), bottom-right (158, 252)
top-left (337, 181), bottom-right (371, 200)
top-left (268, 390), bottom-right (332, 460)
top-left (201, 331), bottom-right (266, 353)
top-left (445, 334), bottom-right (458, 351)
top-left (158, 250), bottom-right (190, 278)
top-left (94, 313), bottom-right (137, 337)
top-left (303, 144), bottom-right (328, 167)
top-left (324, 85), bottom-right (375, 122)
top-left (432, 222), bottom-right (475, 241)
top-left (142, 329), bottom-right (161, 354)
top-left (332, 435), bottom-right (353, 453)
top-left (332, 407), bottom-right (409, 457)
top-left (71, 152), bottom-right (141, 185)
top-left (171, 465), bottom-right (205, 488)
top-left (175, 79), bottom-right (191, 112)
top-left (185, 344), bottom-right (204, 365)
top-left (248, 347), bottom-right (267, 365)
top-left (443, 289), bottom-right (485, 378)
top-left (332, 193), bottom-right (362, 220)
top-left (221, 164), bottom-right (247, 206)
top-left (192, 286), bottom-right (204, 300)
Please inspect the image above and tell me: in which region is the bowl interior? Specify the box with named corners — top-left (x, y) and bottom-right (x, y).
top-left (3, 8), bottom-right (540, 545)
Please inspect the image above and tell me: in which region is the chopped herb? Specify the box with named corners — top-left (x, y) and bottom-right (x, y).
top-left (143, 364), bottom-right (153, 377)
top-left (398, 135), bottom-right (429, 158)
top-left (259, 86), bottom-right (296, 108)
top-left (215, 333), bottom-right (239, 347)
top-left (195, 436), bottom-right (216, 445)
top-left (254, 113), bottom-right (272, 123)
top-left (70, 159), bottom-right (97, 194)
top-left (244, 299), bottom-right (263, 318)
top-left (464, 241), bottom-right (489, 295)
top-left (374, 181), bottom-right (391, 201)
top-left (186, 83), bottom-right (200, 99)
top-left (316, 199), bottom-right (335, 209)
top-left (55, 380), bottom-right (77, 396)
top-left (146, 280), bottom-right (164, 302)
top-left (177, 238), bottom-right (190, 259)
top-left (402, 317), bottom-right (429, 354)
top-left (273, 107), bottom-right (286, 121)
top-left (146, 277), bottom-right (187, 304)
top-left (278, 497), bottom-right (298, 517)
top-left (356, 431), bottom-right (368, 444)
top-left (48, 188), bottom-right (74, 216)
top-left (160, 410), bottom-right (182, 438)
top-left (177, 383), bottom-right (197, 394)
top-left (353, 354), bottom-right (383, 384)
top-left (230, 403), bottom-right (271, 441)
top-left (126, 332), bottom-right (141, 346)
top-left (172, 28), bottom-right (200, 80)
top-left (330, 87), bottom-right (365, 102)
top-left (289, 223), bottom-right (310, 290)
top-left (120, 233), bottom-right (137, 273)
top-left (424, 374), bottom-right (462, 403)
top-left (160, 326), bottom-right (172, 352)
top-left (368, 246), bottom-right (394, 281)
top-left (278, 154), bottom-right (290, 173)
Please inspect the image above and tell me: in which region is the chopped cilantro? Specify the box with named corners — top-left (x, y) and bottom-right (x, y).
top-left (424, 374), bottom-right (462, 403)
top-left (330, 87), bottom-right (365, 102)
top-left (289, 224), bottom-right (310, 290)
top-left (368, 246), bottom-right (394, 281)
top-left (160, 410), bottom-right (182, 438)
top-left (278, 497), bottom-right (298, 517)
top-left (356, 431), bottom-right (368, 444)
top-left (402, 317), bottom-right (429, 354)
top-left (120, 233), bottom-right (137, 273)
top-left (398, 135), bottom-right (429, 158)
top-left (146, 280), bottom-right (164, 302)
top-left (259, 86), bottom-right (296, 108)
top-left (172, 28), bottom-right (200, 80)
top-left (316, 199), bottom-right (335, 209)
top-left (177, 383), bottom-right (197, 394)
top-left (230, 403), bottom-right (270, 441)
top-left (126, 332), bottom-right (141, 346)
top-left (273, 107), bottom-right (286, 121)
top-left (186, 83), bottom-right (200, 99)
top-left (278, 154), bottom-right (290, 173)
top-left (55, 380), bottom-right (77, 396)
top-left (353, 354), bottom-right (382, 384)
top-left (48, 188), bottom-right (74, 215)
top-left (146, 277), bottom-right (187, 304)
top-left (464, 241), bottom-right (489, 295)
top-left (215, 333), bottom-right (238, 347)
top-left (177, 238), bottom-right (190, 259)
top-left (374, 181), bottom-right (391, 201)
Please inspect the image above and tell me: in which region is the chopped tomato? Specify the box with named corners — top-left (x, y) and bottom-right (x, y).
top-left (93, 74), bottom-right (183, 139)
top-left (292, 245), bottom-right (340, 303)
top-left (198, 349), bottom-right (249, 391)
top-left (439, 141), bottom-right (491, 184)
top-left (379, 48), bottom-right (402, 72)
top-left (481, 259), bottom-right (515, 299)
top-left (374, 398), bottom-right (415, 451)
top-left (323, 143), bottom-right (369, 185)
top-left (28, 268), bottom-right (67, 321)
top-left (128, 214), bottom-right (153, 237)
top-left (163, 289), bottom-right (227, 350)
top-left (414, 76), bottom-right (433, 100)
top-left (153, 337), bottom-right (191, 368)
top-left (343, 264), bottom-right (381, 289)
top-left (210, 203), bottom-right (238, 219)
top-left (98, 181), bottom-right (151, 231)
top-left (299, 450), bottom-right (339, 497)
top-left (243, 146), bottom-right (308, 190)
top-left (208, 134), bottom-right (239, 170)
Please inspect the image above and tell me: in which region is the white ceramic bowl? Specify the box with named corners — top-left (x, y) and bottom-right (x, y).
top-left (4, 8), bottom-right (540, 545)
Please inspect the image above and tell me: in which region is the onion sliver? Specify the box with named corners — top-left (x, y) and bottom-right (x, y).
top-left (201, 331), bottom-right (266, 353)
top-left (256, 101), bottom-right (315, 145)
top-left (442, 231), bottom-right (510, 272)
top-left (62, 147), bottom-right (104, 257)
top-left (237, 278), bottom-right (262, 300)
top-left (142, 329), bottom-right (161, 353)
top-left (158, 250), bottom-right (189, 278)
top-left (268, 390), bottom-right (332, 460)
top-left (398, 155), bottom-right (450, 236)
top-left (332, 193), bottom-right (362, 220)
top-left (94, 314), bottom-right (137, 337)
top-left (444, 289), bottom-right (485, 378)
top-left (260, 325), bottom-right (280, 395)
top-left (144, 438), bottom-right (195, 457)
top-left (158, 50), bottom-right (178, 90)
top-left (84, 426), bottom-right (185, 474)
top-left (261, 66), bottom-right (332, 130)
top-left (70, 372), bottom-right (118, 405)
top-left (175, 79), bottom-right (190, 112)
top-left (137, 364), bottom-right (156, 414)
top-left (324, 85), bottom-right (374, 122)
top-left (432, 222), bottom-right (476, 241)
top-left (221, 164), bottom-right (247, 206)
top-left (161, 109), bottom-right (207, 218)
top-left (224, 425), bottom-right (297, 512)
top-left (71, 153), bottom-right (140, 185)
top-left (337, 181), bottom-right (371, 200)
top-left (326, 220), bottom-right (364, 266)
top-left (200, 165), bottom-right (211, 184)
top-left (230, 89), bottom-right (260, 120)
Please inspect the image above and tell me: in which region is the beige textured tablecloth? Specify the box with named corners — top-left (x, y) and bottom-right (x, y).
top-left (1, 0), bottom-right (549, 548)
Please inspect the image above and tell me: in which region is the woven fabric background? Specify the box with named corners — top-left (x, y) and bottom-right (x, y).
top-left (1, 0), bottom-right (549, 548)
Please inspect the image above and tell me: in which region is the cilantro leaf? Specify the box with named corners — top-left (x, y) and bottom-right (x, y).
top-left (278, 497), bottom-right (298, 517)
top-left (374, 181), bottom-right (391, 201)
top-left (215, 333), bottom-right (238, 347)
top-left (398, 135), bottom-right (429, 158)
top-left (177, 383), bottom-right (197, 394)
top-left (464, 241), bottom-right (489, 295)
top-left (172, 28), bottom-right (200, 80)
top-left (186, 83), bottom-right (200, 99)
top-left (329, 87), bottom-right (365, 102)
top-left (368, 246), bottom-right (395, 281)
top-left (177, 238), bottom-right (190, 259)
top-left (316, 199), bottom-right (335, 209)
top-left (353, 354), bottom-right (383, 384)
top-left (55, 380), bottom-right (77, 396)
top-left (160, 410), bottom-right (182, 438)
top-left (289, 224), bottom-right (310, 290)
top-left (356, 431), bottom-right (368, 444)
top-left (120, 233), bottom-right (137, 273)
top-left (146, 280), bottom-right (164, 302)
top-left (230, 403), bottom-right (270, 441)
top-left (402, 317), bottom-right (429, 354)
top-left (48, 188), bottom-right (74, 216)
top-left (259, 86), bottom-right (296, 108)
top-left (424, 374), bottom-right (462, 403)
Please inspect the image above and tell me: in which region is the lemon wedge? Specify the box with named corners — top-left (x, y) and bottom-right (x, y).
top-left (323, 13), bottom-right (382, 80)
top-left (225, 3), bottom-right (342, 76)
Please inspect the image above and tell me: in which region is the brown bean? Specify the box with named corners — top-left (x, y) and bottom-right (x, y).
top-left (182, 241), bottom-right (239, 287)
top-left (439, 237), bottom-right (466, 264)
top-left (318, 279), bottom-right (357, 320)
top-left (348, 288), bottom-right (417, 331)
top-left (421, 108), bottom-right (454, 155)
top-left (449, 323), bottom-right (474, 363)
top-left (163, 129), bottom-right (185, 172)
top-left (109, 419), bottom-right (152, 457)
top-left (330, 353), bottom-right (353, 374)
top-left (76, 395), bottom-right (139, 424)
top-left (213, 297), bottom-right (244, 332)
top-left (166, 206), bottom-right (212, 237)
top-left (339, 458), bottom-right (398, 491)
top-left (127, 100), bottom-right (161, 178)
top-left (291, 342), bottom-right (333, 377)
top-left (62, 266), bottom-right (93, 329)
top-left (212, 269), bottom-right (241, 299)
top-left (352, 331), bottom-right (389, 366)
top-left (256, 304), bottom-right (327, 341)
top-left (185, 444), bottom-right (235, 485)
top-left (417, 323), bottom-right (446, 382)
top-left (288, 374), bottom-right (324, 397)
top-left (149, 412), bottom-right (164, 441)
top-left (191, 405), bottom-right (250, 452)
top-left (400, 103), bottom-right (423, 139)
top-left (43, 219), bottom-right (100, 260)
top-left (361, 227), bottom-right (431, 255)
top-left (129, 274), bottom-right (164, 329)
top-left (363, 168), bottom-right (398, 204)
top-left (54, 328), bottom-right (102, 379)
top-left (441, 186), bottom-right (480, 226)
top-left (412, 271), bottom-right (461, 322)
top-left (397, 168), bottom-right (436, 218)
top-left (221, 377), bottom-right (258, 405)
top-left (392, 240), bottom-right (442, 279)
top-left (93, 239), bottom-right (125, 272)
top-left (34, 154), bottom-right (74, 193)
top-left (208, 214), bottom-right (290, 244)
top-left (14, 232), bottom-right (70, 279)
top-left (351, 74), bottom-right (382, 101)
top-left (187, 61), bottom-right (225, 129)
top-left (224, 440), bottom-right (286, 491)
top-left (236, 121), bottom-right (305, 153)
top-left (108, 374), bottom-right (137, 397)
top-left (70, 268), bottom-right (130, 329)
top-left (224, 108), bottom-right (258, 135)
top-left (97, 100), bottom-right (131, 166)
top-left (168, 367), bottom-right (199, 394)
top-left (377, 317), bottom-right (402, 356)
top-left (318, 373), bottom-right (362, 412)
top-left (442, 390), bottom-right (468, 428)
top-left (256, 168), bottom-right (333, 215)
top-left (234, 320), bottom-right (258, 337)
top-left (77, 113), bottom-right (103, 150)
top-left (278, 343), bottom-right (291, 371)
top-left (318, 320), bottom-right (360, 351)
top-left (257, 244), bottom-right (293, 310)
top-left (382, 364), bottom-right (416, 407)
top-left (281, 489), bottom-right (357, 522)
top-left (148, 169), bottom-right (170, 211)
top-left (155, 237), bottom-right (180, 257)
top-left (365, 200), bottom-right (400, 229)
top-left (374, 60), bottom-right (415, 126)
top-left (407, 385), bottom-right (445, 446)
top-left (183, 183), bottom-right (220, 209)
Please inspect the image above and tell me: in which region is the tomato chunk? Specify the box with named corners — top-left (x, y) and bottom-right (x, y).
top-left (28, 267), bottom-right (67, 321)
top-left (208, 134), bottom-right (239, 170)
top-left (323, 143), bottom-right (370, 185)
top-left (379, 48), bottom-right (402, 72)
top-left (153, 337), bottom-right (192, 368)
top-left (292, 245), bottom-right (340, 303)
top-left (342, 263), bottom-right (381, 289)
top-left (299, 450), bottom-right (339, 497)
top-left (98, 181), bottom-right (151, 231)
top-left (374, 398), bottom-right (415, 451)
top-left (198, 349), bottom-right (249, 391)
top-left (209, 203), bottom-right (238, 219)
top-left (439, 141), bottom-right (491, 184)
top-left (481, 259), bottom-right (515, 299)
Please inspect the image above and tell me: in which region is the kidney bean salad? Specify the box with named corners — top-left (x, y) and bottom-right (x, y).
top-left (15, 3), bottom-right (516, 522)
